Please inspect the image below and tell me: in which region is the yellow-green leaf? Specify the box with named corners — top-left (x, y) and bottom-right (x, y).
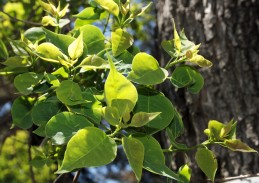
top-left (195, 148), bottom-right (217, 181)
top-left (190, 55), bottom-right (213, 67)
top-left (94, 0), bottom-right (119, 16)
top-left (104, 54), bottom-right (138, 113)
top-left (130, 112), bottom-right (161, 127)
top-left (68, 33), bottom-right (84, 60)
top-left (36, 42), bottom-right (64, 63)
top-left (173, 20), bottom-right (181, 51)
top-left (79, 55), bottom-right (109, 71)
top-left (178, 164), bottom-right (192, 183)
top-left (112, 28), bottom-right (133, 57)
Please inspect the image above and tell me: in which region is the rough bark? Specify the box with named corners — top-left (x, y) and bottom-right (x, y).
top-left (155, 0), bottom-right (259, 181)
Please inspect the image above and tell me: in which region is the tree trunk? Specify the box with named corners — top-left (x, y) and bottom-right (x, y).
top-left (155, 0), bottom-right (259, 181)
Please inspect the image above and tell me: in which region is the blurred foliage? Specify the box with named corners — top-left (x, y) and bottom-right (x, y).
top-left (0, 130), bottom-right (56, 183)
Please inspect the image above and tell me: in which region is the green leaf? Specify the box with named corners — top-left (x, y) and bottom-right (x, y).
top-left (168, 111), bottom-right (184, 139)
top-left (195, 148), bottom-right (217, 181)
top-left (94, 0), bottom-right (119, 16)
top-left (52, 67), bottom-right (69, 78)
top-left (220, 119), bottom-right (236, 139)
top-left (31, 101), bottom-right (62, 126)
top-left (73, 7), bottom-right (102, 20)
top-left (178, 164), bottom-right (192, 183)
top-left (14, 72), bottom-right (43, 95)
top-left (186, 67), bottom-right (204, 94)
top-left (0, 40), bottom-right (9, 59)
top-left (134, 134), bottom-right (180, 181)
top-left (171, 65), bottom-right (204, 94)
top-left (79, 55), bottom-right (109, 71)
top-left (56, 80), bottom-right (85, 106)
top-left (80, 25), bottom-right (105, 54)
top-left (122, 137), bottom-right (144, 182)
top-left (45, 73), bottom-right (60, 87)
top-left (68, 91), bottom-right (102, 124)
top-left (115, 46), bottom-right (140, 64)
top-left (101, 106), bottom-right (120, 126)
top-left (11, 97), bottom-right (33, 129)
top-left (36, 42), bottom-right (64, 63)
top-left (2, 56), bottom-right (31, 67)
top-left (0, 67), bottom-right (28, 75)
top-left (44, 28), bottom-right (88, 57)
top-left (130, 112), bottom-right (161, 127)
top-left (224, 139), bottom-right (257, 153)
top-left (68, 33), bottom-right (84, 60)
top-left (161, 40), bottom-right (176, 58)
top-left (46, 112), bottom-right (93, 145)
top-left (134, 87), bottom-right (175, 134)
top-left (57, 127), bottom-right (117, 173)
top-left (171, 66), bottom-right (193, 88)
top-left (128, 53), bottom-right (168, 85)
top-left (105, 54), bottom-right (138, 113)
top-left (24, 27), bottom-right (45, 42)
top-left (179, 30), bottom-right (196, 56)
top-left (111, 28), bottom-right (133, 57)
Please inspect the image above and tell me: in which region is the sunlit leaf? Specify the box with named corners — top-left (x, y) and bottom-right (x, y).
top-left (36, 42), bottom-right (64, 63)
top-left (178, 164), bottom-right (192, 183)
top-left (224, 139), bottom-right (257, 153)
top-left (94, 0), bottom-right (119, 16)
top-left (73, 7), bottom-right (103, 20)
top-left (57, 127), bottom-right (117, 173)
top-left (128, 53), bottom-right (168, 85)
top-left (130, 112), bottom-right (161, 127)
top-left (68, 33), bottom-right (84, 60)
top-left (111, 28), bottom-right (133, 57)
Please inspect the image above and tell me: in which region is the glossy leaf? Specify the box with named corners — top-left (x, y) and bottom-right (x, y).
top-left (105, 54), bottom-right (138, 113)
top-left (56, 80), bottom-right (85, 106)
top-left (128, 53), bottom-right (168, 85)
top-left (24, 27), bottom-right (45, 42)
top-left (135, 134), bottom-right (180, 181)
top-left (224, 139), bottom-right (257, 153)
top-left (195, 148), bottom-right (217, 181)
top-left (52, 67), bottom-right (69, 78)
top-left (130, 112), bottom-right (161, 127)
top-left (80, 25), bottom-right (105, 54)
top-left (111, 28), bottom-right (133, 57)
top-left (57, 127), bottom-right (117, 173)
top-left (68, 33), bottom-right (84, 60)
top-left (46, 112), bottom-right (93, 145)
top-left (122, 137), bottom-right (144, 182)
top-left (45, 73), bottom-right (60, 87)
top-left (178, 164), bottom-right (192, 183)
top-left (190, 54), bottom-right (212, 67)
top-left (11, 97), bottom-right (33, 129)
top-left (101, 106), bottom-right (120, 126)
top-left (14, 72), bottom-right (43, 95)
top-left (134, 87), bottom-right (175, 134)
top-left (94, 0), bottom-right (119, 16)
top-left (161, 40), bottom-right (175, 57)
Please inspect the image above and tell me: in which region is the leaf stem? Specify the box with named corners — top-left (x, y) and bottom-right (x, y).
top-left (108, 126), bottom-right (121, 137)
top-left (103, 13), bottom-right (110, 34)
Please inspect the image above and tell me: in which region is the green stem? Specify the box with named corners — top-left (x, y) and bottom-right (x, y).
top-left (103, 13), bottom-right (110, 34)
top-left (108, 126), bottom-right (121, 138)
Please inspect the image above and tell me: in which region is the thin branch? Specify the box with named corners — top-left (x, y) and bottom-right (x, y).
top-left (0, 10), bottom-right (41, 26)
top-left (53, 174), bottom-right (64, 183)
top-left (72, 170), bottom-right (81, 183)
top-left (214, 173), bottom-right (259, 183)
top-left (28, 129), bottom-right (36, 183)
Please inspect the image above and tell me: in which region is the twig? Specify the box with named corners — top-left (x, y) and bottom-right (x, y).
top-left (214, 173), bottom-right (259, 182)
top-left (28, 129), bottom-right (36, 183)
top-left (0, 10), bottom-right (41, 26)
top-left (53, 174), bottom-right (63, 183)
top-left (73, 170), bottom-right (81, 183)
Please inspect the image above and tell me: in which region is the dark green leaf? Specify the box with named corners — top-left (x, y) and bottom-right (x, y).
top-left (14, 72), bottom-right (43, 95)
top-left (2, 56), bottom-right (31, 67)
top-left (0, 40), bottom-right (9, 59)
top-left (24, 27), bottom-right (45, 42)
top-left (11, 97), bottom-right (33, 129)
top-left (46, 112), bottom-right (93, 145)
top-left (56, 80), bottom-right (85, 106)
top-left (122, 137), bottom-right (144, 181)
